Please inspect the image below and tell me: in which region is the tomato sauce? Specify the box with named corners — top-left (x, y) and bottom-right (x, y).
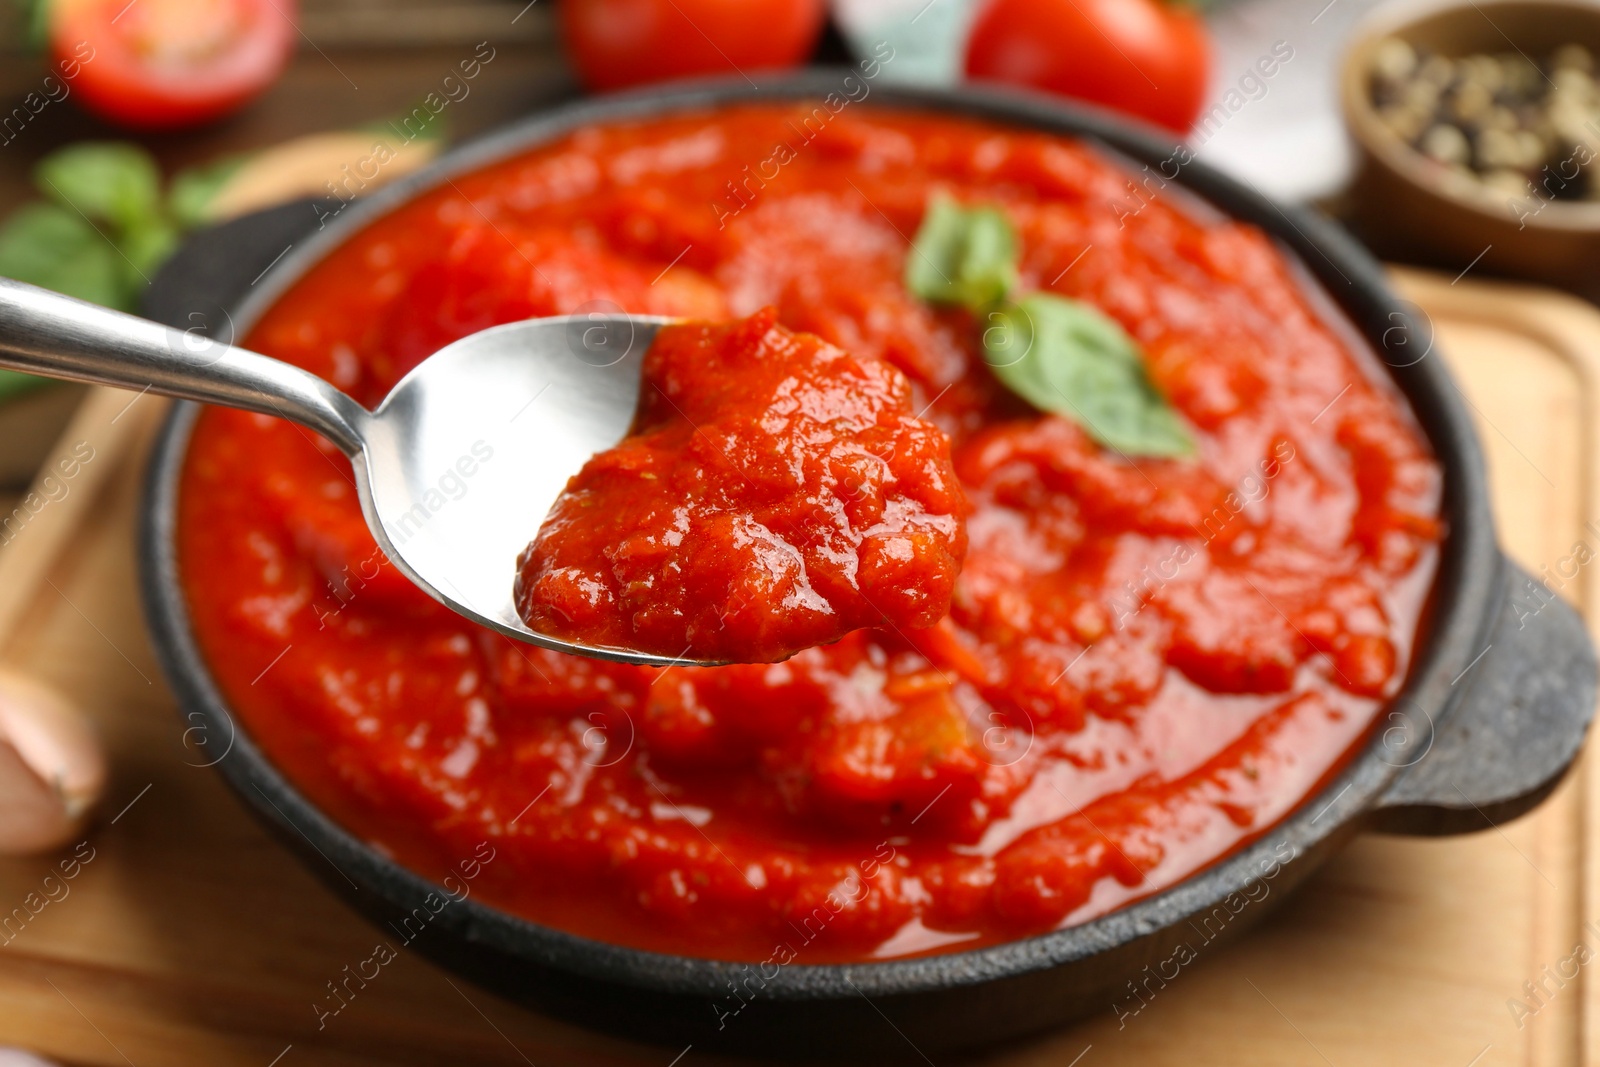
top-left (516, 311), bottom-right (967, 661)
top-left (177, 104), bottom-right (1443, 962)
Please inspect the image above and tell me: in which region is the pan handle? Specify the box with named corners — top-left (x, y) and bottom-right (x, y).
top-left (1372, 558), bottom-right (1597, 835)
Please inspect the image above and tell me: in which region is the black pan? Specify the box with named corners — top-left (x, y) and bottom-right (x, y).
top-left (138, 73), bottom-right (1598, 1058)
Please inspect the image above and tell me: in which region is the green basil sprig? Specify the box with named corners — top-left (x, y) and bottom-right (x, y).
top-left (905, 196), bottom-right (1194, 458)
top-left (0, 143), bottom-right (187, 401)
top-left (0, 142), bottom-right (180, 315)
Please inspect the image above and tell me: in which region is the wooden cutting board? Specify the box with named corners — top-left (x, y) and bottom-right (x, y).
top-left (0, 267), bottom-right (1595, 1066)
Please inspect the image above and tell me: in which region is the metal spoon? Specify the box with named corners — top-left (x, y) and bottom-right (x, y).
top-left (0, 278), bottom-right (702, 667)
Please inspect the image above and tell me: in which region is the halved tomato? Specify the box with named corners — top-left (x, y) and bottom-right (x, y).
top-left (50, 0), bottom-right (297, 131)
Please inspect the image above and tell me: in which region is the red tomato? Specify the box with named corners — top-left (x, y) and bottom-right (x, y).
top-left (964, 0), bottom-right (1209, 134)
top-left (560, 0), bottom-right (826, 92)
top-left (51, 0), bottom-right (296, 131)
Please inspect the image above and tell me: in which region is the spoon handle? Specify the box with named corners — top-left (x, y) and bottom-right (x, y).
top-left (0, 278), bottom-right (368, 455)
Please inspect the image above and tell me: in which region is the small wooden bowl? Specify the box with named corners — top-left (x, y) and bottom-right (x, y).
top-left (1341, 0), bottom-right (1600, 287)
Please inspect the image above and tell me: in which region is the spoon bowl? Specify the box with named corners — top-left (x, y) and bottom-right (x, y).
top-left (0, 278), bottom-right (693, 666)
top-left (360, 311), bottom-right (685, 664)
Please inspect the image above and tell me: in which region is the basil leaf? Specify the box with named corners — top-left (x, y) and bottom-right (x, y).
top-left (0, 203), bottom-right (128, 309)
top-left (984, 294), bottom-right (1195, 458)
top-left (905, 194), bottom-right (1018, 312)
top-left (35, 142), bottom-right (162, 231)
top-left (169, 155), bottom-right (248, 229)
top-left (120, 218), bottom-right (181, 291)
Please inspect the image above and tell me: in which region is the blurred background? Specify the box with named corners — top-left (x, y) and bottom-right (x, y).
top-left (4, 0), bottom-right (1599, 354)
top-left (5, 0), bottom-right (1598, 326)
top-left (0, 0), bottom-right (1434, 212)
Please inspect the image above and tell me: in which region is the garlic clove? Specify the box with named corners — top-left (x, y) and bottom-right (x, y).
top-left (0, 1049), bottom-right (64, 1067)
top-left (0, 671), bottom-right (106, 854)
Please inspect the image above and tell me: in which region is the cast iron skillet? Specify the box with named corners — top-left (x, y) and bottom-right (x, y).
top-left (138, 73), bottom-right (1598, 1057)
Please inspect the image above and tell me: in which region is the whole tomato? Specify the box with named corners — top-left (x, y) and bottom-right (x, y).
top-left (560, 0), bottom-right (827, 92)
top-left (50, 0), bottom-right (297, 131)
top-left (964, 0), bottom-right (1210, 134)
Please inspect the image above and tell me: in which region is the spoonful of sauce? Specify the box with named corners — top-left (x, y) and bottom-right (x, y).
top-left (0, 281), bottom-right (965, 667)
